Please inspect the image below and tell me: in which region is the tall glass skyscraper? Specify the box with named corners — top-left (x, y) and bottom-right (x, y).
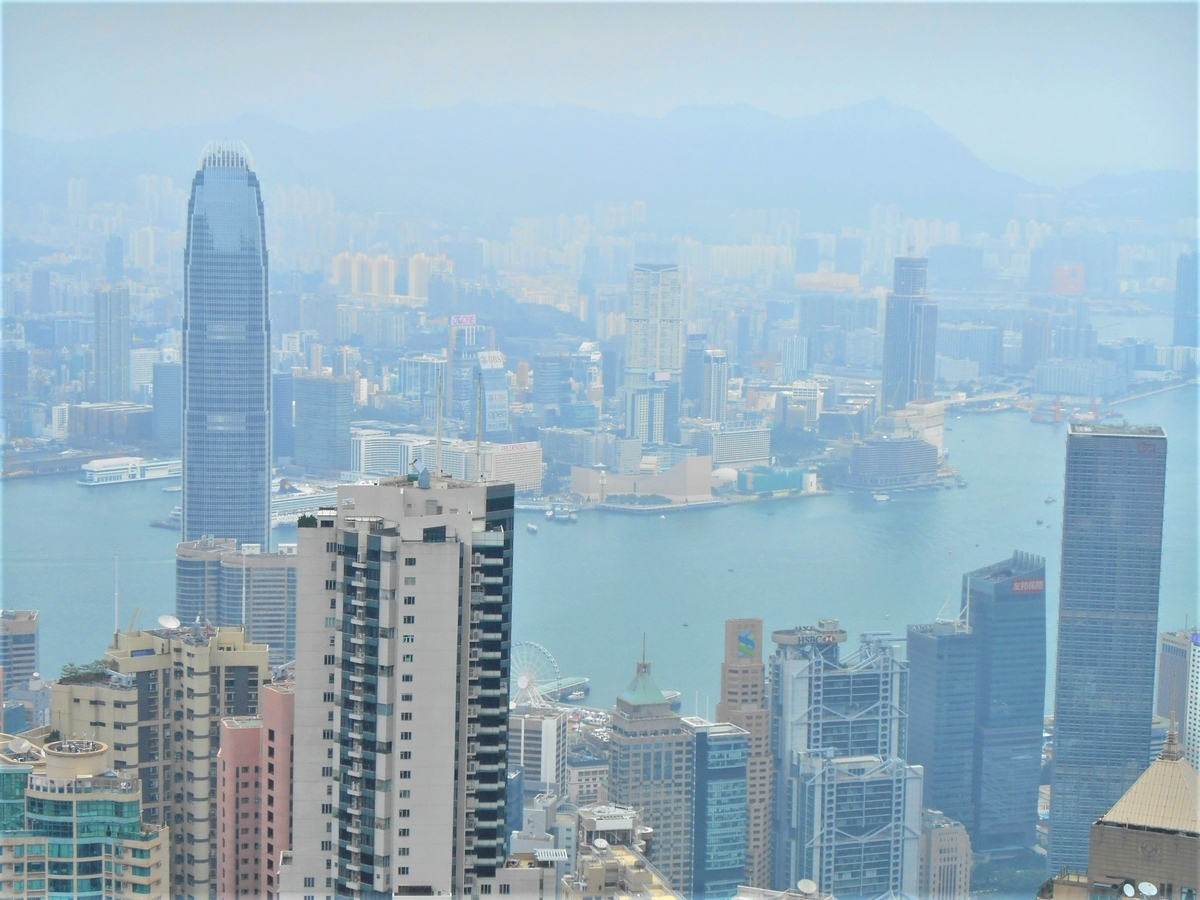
top-left (881, 256), bottom-right (937, 411)
top-left (1049, 424), bottom-right (1168, 870)
top-left (182, 142), bottom-right (270, 548)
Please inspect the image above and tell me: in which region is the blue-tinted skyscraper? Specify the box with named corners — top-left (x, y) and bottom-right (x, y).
top-left (182, 142), bottom-right (270, 548)
top-left (1049, 424), bottom-right (1167, 870)
top-left (963, 551), bottom-right (1046, 851)
top-left (684, 718), bottom-right (748, 900)
top-left (882, 256), bottom-right (937, 411)
top-left (1174, 251), bottom-right (1198, 347)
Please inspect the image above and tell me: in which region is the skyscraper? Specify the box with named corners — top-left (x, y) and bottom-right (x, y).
top-left (93, 285), bottom-right (131, 401)
top-left (0, 611), bottom-right (38, 701)
top-left (105, 234), bottom-right (125, 284)
top-left (1156, 631), bottom-right (1198, 744)
top-left (962, 552), bottom-right (1046, 851)
top-left (684, 718), bottom-right (748, 900)
top-left (626, 263), bottom-right (684, 383)
top-left (700, 349), bottom-right (729, 423)
top-left (272, 372), bottom-right (295, 463)
top-left (282, 475), bottom-right (520, 899)
top-left (182, 142), bottom-right (271, 548)
top-left (292, 375), bottom-right (353, 473)
top-left (607, 658), bottom-right (695, 894)
top-left (152, 361), bottom-right (183, 452)
top-left (1174, 251), bottom-right (1198, 347)
top-left (716, 619), bottom-right (773, 888)
top-left (882, 257), bottom-right (937, 411)
top-left (1050, 424), bottom-right (1168, 871)
top-left (769, 624), bottom-right (919, 896)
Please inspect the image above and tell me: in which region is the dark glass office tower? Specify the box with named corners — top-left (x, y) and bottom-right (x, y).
top-left (963, 551), bottom-right (1046, 851)
top-left (182, 142), bottom-right (270, 548)
top-left (1049, 425), bottom-right (1167, 870)
top-left (881, 257), bottom-right (937, 411)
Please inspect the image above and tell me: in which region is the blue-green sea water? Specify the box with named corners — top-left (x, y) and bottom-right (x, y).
top-left (2, 386), bottom-right (1196, 717)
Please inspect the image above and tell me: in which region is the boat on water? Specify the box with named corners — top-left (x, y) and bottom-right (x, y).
top-left (1045, 496), bottom-right (1056, 504)
top-left (873, 493), bottom-right (891, 502)
top-left (551, 506), bottom-right (578, 523)
top-left (544, 509), bottom-right (554, 521)
top-left (566, 690), bottom-right (586, 701)
top-left (162, 485), bottom-right (182, 493)
top-left (526, 523), bottom-right (538, 534)
top-left (151, 506), bottom-right (182, 530)
top-left (79, 456), bottom-right (181, 486)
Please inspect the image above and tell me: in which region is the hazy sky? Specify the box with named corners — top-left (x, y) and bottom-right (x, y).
top-left (4, 3), bottom-right (1195, 187)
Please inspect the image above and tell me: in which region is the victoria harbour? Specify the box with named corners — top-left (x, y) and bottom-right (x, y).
top-left (4, 383), bottom-right (1194, 711)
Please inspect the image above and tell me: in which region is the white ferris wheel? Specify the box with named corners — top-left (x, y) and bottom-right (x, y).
top-left (510, 641), bottom-right (561, 708)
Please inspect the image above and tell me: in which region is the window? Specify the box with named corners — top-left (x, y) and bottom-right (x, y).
top-left (402, 654), bottom-right (414, 663)
top-left (404, 596), bottom-right (415, 605)
top-left (404, 558), bottom-right (417, 567)
top-left (402, 674), bottom-right (413, 682)
top-left (323, 693), bottom-right (335, 703)
top-left (321, 767), bottom-right (333, 777)
top-left (399, 751), bottom-right (412, 760)
top-left (401, 713), bottom-right (413, 721)
top-left (403, 577), bottom-right (416, 585)
top-left (398, 809), bottom-right (410, 818)
top-left (304, 877), bottom-right (316, 888)
top-left (480, 885), bottom-right (492, 895)
top-left (323, 655), bottom-right (336, 666)
top-left (320, 841), bottom-right (332, 852)
top-left (500, 886), bottom-right (511, 895)
top-left (400, 732), bottom-right (412, 740)
top-left (398, 868), bottom-right (409, 876)
top-left (403, 615), bottom-right (415, 625)
top-left (403, 635), bottom-right (415, 643)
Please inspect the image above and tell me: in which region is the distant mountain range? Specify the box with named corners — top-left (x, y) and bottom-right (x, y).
top-left (4, 100), bottom-right (1193, 237)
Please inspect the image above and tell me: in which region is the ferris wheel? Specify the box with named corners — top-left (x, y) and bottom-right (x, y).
top-left (510, 641), bottom-right (561, 708)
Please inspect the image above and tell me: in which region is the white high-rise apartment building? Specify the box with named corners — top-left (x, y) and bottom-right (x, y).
top-left (281, 475), bottom-right (537, 900)
top-left (350, 430), bottom-right (430, 477)
top-left (626, 263), bottom-right (684, 383)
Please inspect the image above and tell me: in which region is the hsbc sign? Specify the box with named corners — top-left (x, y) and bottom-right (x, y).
top-left (1012, 578), bottom-right (1044, 594)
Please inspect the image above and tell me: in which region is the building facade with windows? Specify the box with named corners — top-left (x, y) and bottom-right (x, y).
top-left (182, 142), bottom-right (271, 549)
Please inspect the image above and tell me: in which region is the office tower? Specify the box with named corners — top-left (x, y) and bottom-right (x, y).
top-left (176, 537), bottom-right (298, 665)
top-left (626, 263), bottom-right (684, 384)
top-left (283, 476), bottom-right (518, 899)
top-left (962, 552), bottom-right (1046, 851)
top-left (683, 333), bottom-right (710, 408)
top-left (700, 350), bottom-right (729, 423)
top-left (106, 234), bottom-right (125, 284)
top-left (906, 621), bottom-right (978, 831)
top-left (769, 624), bottom-right (918, 896)
top-left (881, 256), bottom-right (937, 411)
top-left (684, 718), bottom-right (748, 900)
top-left (1050, 424), bottom-right (1168, 871)
top-left (478, 350), bottom-right (511, 440)
top-left (781, 335), bottom-right (808, 383)
top-left (292, 375), bottom-right (353, 473)
top-left (608, 658), bottom-right (695, 894)
top-left (0, 611), bottom-right (38, 702)
top-left (50, 625), bottom-right (270, 896)
top-left (0, 738), bottom-right (170, 899)
top-left (565, 753), bottom-right (609, 807)
top-left (216, 682), bottom-right (295, 900)
top-left (918, 811), bottom-right (972, 900)
top-left (416, 440), bottom-right (544, 492)
top-left (272, 373), bottom-right (295, 463)
top-left (1187, 638), bottom-right (1200, 769)
top-left (93, 285), bottom-right (131, 401)
top-left (351, 431), bottom-right (429, 477)
top-left (152, 362), bottom-right (183, 452)
top-left (533, 353), bottom-right (572, 413)
top-left (509, 706), bottom-right (569, 791)
top-left (1174, 251), bottom-right (1198, 347)
top-left (716, 619), bottom-right (773, 889)
top-left (182, 142), bottom-right (271, 549)
top-left (1085, 728), bottom-right (1198, 888)
top-left (624, 385), bottom-right (665, 443)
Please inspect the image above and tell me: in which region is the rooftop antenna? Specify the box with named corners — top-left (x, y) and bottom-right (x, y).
top-left (113, 554), bottom-right (119, 636)
top-left (475, 371), bottom-right (484, 481)
top-left (435, 371), bottom-right (444, 476)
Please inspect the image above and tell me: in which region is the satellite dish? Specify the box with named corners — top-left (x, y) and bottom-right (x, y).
top-left (798, 880), bottom-right (818, 895)
top-left (10, 739), bottom-right (30, 754)
top-left (1139, 885), bottom-right (1158, 897)
top-left (158, 614), bottom-right (181, 630)
top-left (1123, 885), bottom-right (1136, 898)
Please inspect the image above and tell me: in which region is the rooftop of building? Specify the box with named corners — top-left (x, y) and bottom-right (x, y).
top-left (1096, 727), bottom-right (1198, 836)
top-left (965, 550), bottom-right (1045, 583)
top-left (221, 716), bottom-right (264, 730)
top-left (1068, 423), bottom-right (1165, 437)
top-left (0, 610), bottom-right (38, 622)
top-left (616, 660), bottom-right (669, 709)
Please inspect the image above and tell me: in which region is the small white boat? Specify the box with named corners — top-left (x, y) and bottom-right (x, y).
top-left (545, 509), bottom-right (554, 521)
top-left (526, 523), bottom-right (538, 534)
top-left (873, 493), bottom-right (891, 502)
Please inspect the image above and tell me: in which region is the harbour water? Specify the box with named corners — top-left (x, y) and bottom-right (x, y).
top-left (2, 385), bottom-right (1195, 717)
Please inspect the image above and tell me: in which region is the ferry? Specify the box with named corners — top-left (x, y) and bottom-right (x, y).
top-left (526, 523), bottom-right (539, 534)
top-left (151, 506), bottom-right (183, 530)
top-left (80, 457), bottom-right (181, 486)
top-left (873, 493), bottom-right (891, 502)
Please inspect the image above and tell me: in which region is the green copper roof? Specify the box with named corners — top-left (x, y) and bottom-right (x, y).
top-left (617, 660), bottom-right (668, 707)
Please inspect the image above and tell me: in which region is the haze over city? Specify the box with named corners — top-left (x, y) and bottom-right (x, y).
top-left (0, 4), bottom-right (1197, 900)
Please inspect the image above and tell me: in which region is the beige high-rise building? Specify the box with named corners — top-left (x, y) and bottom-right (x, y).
top-left (626, 263), bottom-right (684, 382)
top-left (918, 810), bottom-right (971, 900)
top-left (0, 610), bottom-right (39, 701)
top-left (716, 619), bottom-right (772, 888)
top-left (50, 625), bottom-right (270, 900)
